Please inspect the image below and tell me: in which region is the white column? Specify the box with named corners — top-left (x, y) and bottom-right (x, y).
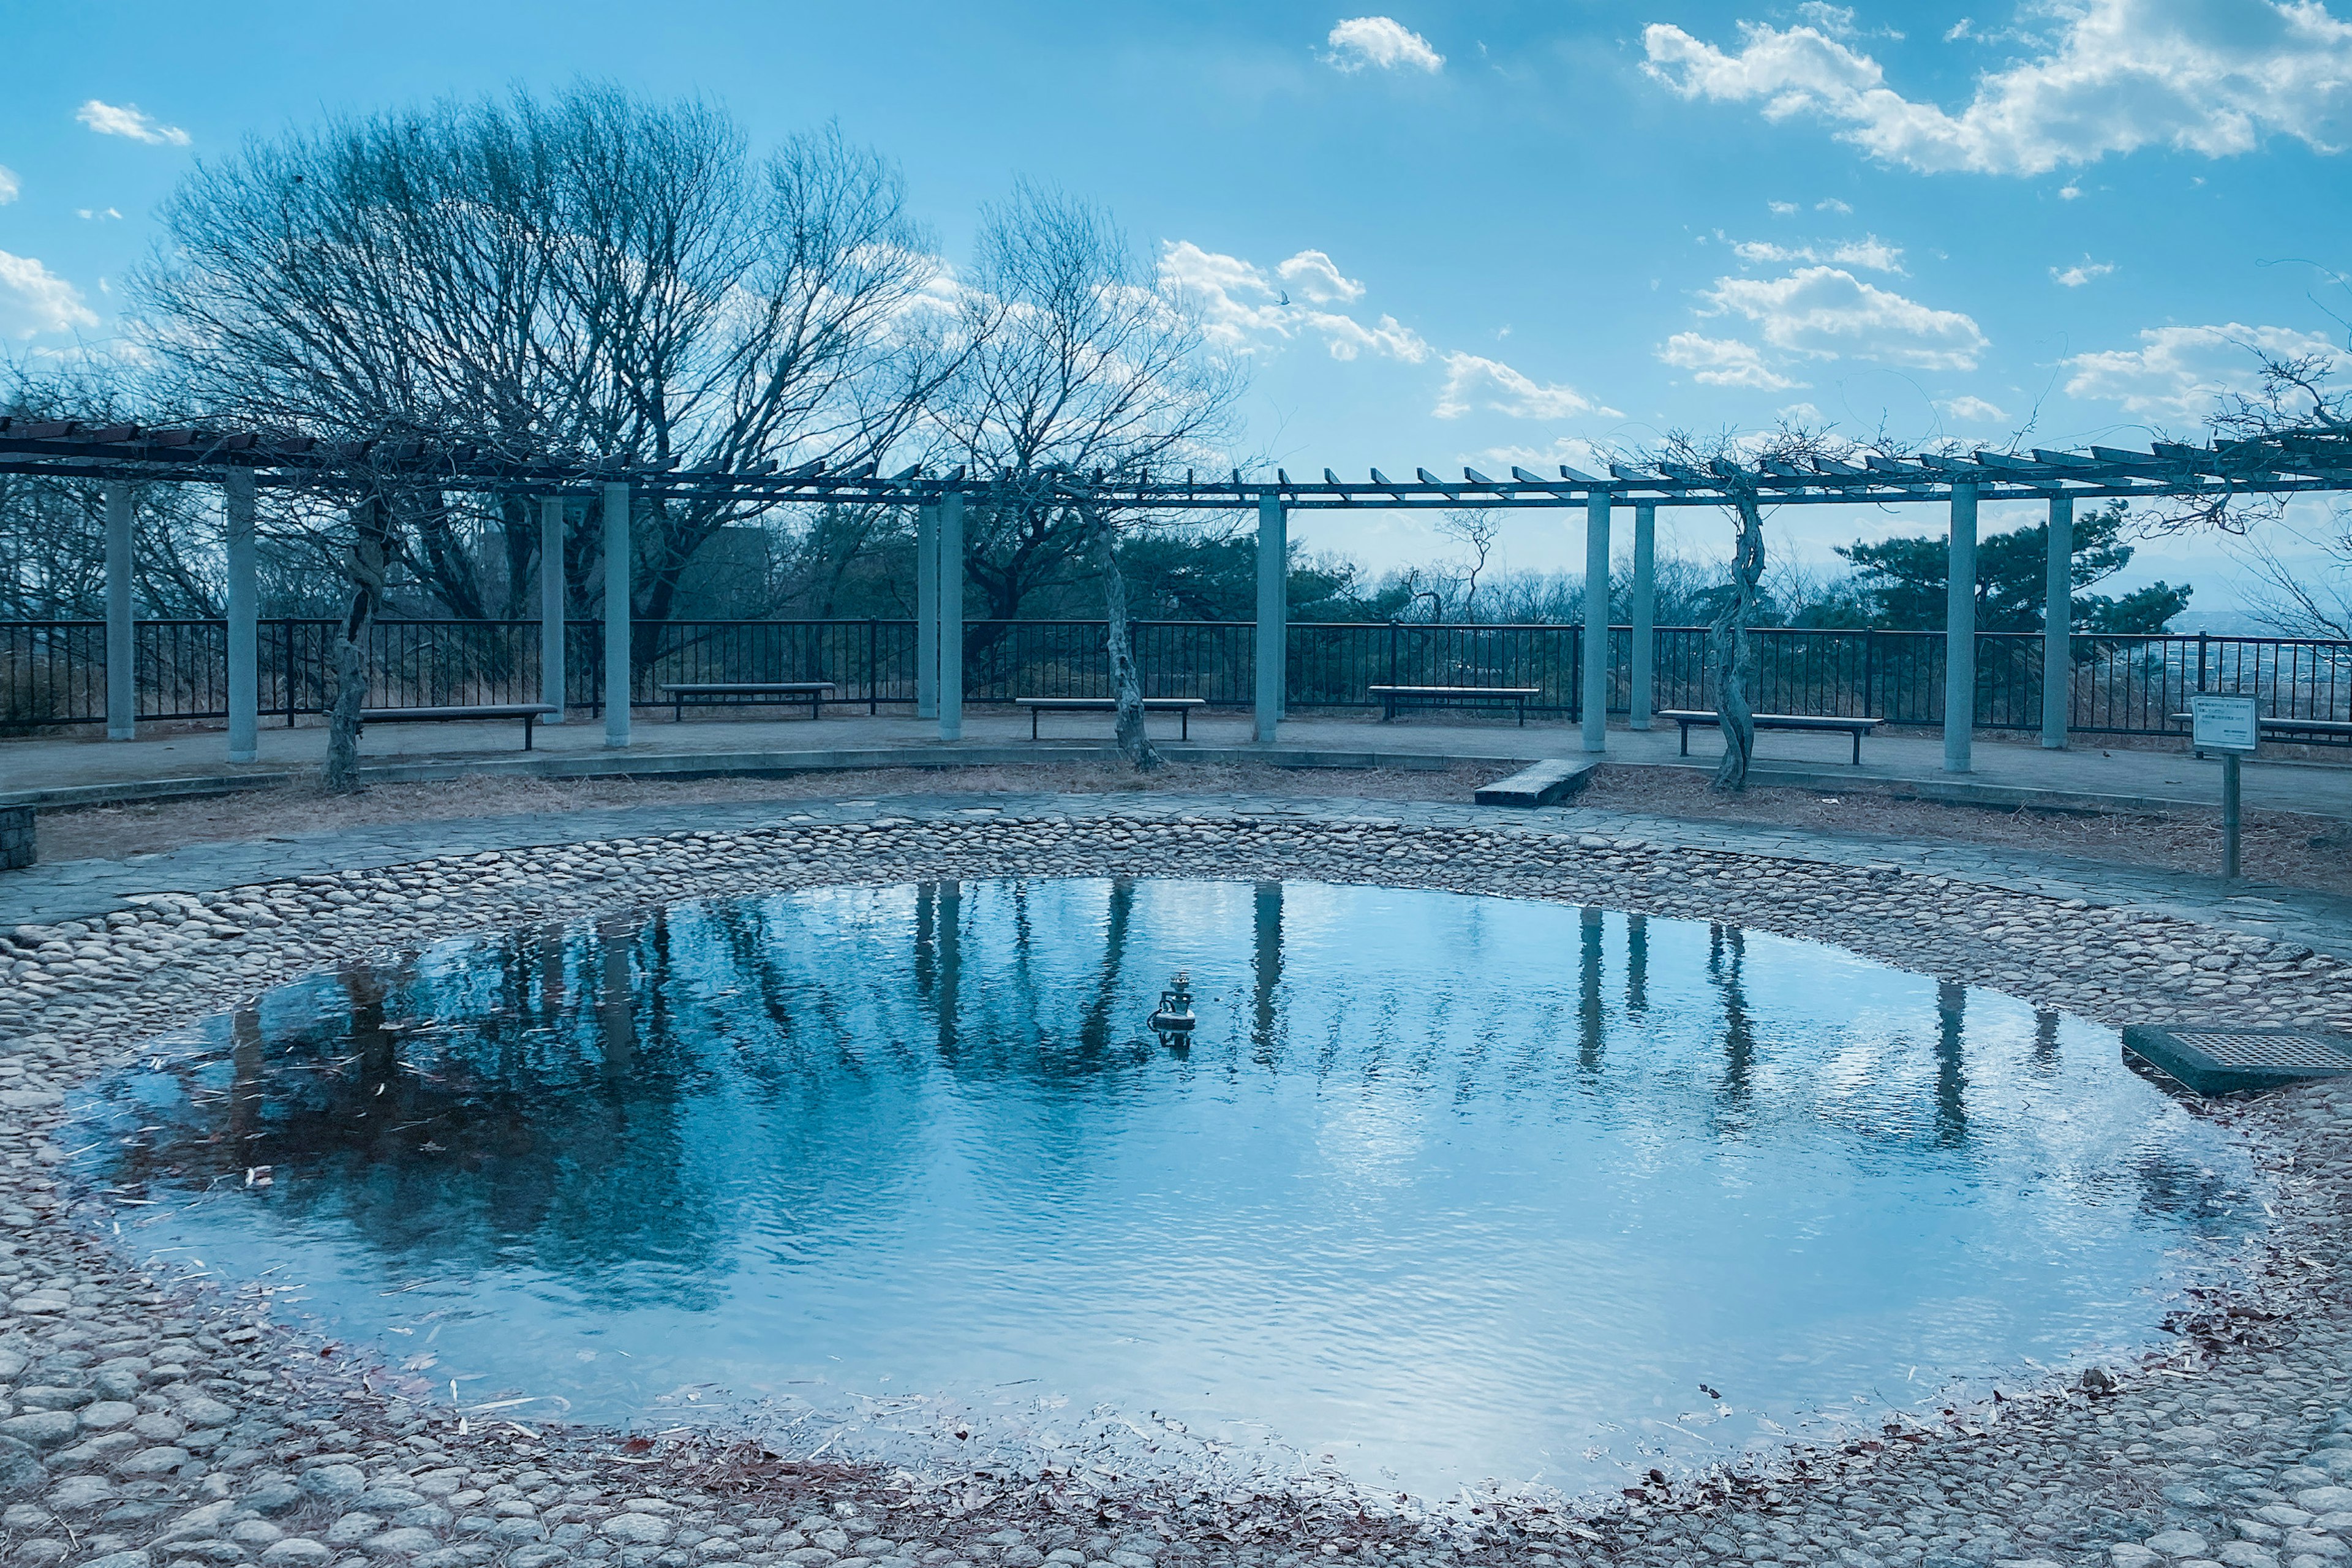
top-left (225, 469), bottom-right (258, 761)
top-left (1944, 482), bottom-right (1978, 774)
top-left (1630, 501), bottom-right (1656, 731)
top-left (2041, 493), bottom-right (2071, 750)
top-left (105, 480), bottom-right (135, 741)
top-left (938, 489), bottom-right (963, 741)
top-left (540, 496), bottom-right (567, 723)
top-left (916, 502), bottom-right (940, 720)
top-left (1254, 490), bottom-right (1286, 745)
top-left (603, 482), bottom-right (631, 749)
top-left (1583, 489), bottom-right (1611, 753)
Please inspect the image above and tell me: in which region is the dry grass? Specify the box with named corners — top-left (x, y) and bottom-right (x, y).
top-left (31, 756), bottom-right (2352, 897)
top-left (1575, 766), bottom-right (2352, 896)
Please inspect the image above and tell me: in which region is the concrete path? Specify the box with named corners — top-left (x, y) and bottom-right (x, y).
top-left (7, 790), bottom-right (2350, 965)
top-left (6, 709), bottom-right (2351, 819)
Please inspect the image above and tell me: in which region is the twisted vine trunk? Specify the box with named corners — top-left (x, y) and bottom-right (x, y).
top-left (1087, 507), bottom-right (1161, 772)
top-left (1709, 490), bottom-right (1766, 791)
top-left (325, 494), bottom-right (391, 794)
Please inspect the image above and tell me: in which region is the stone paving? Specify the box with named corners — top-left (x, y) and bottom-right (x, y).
top-left (1, 794), bottom-right (2350, 1568)
top-left (8, 712), bottom-right (2350, 821)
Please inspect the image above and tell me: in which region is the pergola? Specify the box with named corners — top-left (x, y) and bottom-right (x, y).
top-left (7, 416), bottom-right (2350, 772)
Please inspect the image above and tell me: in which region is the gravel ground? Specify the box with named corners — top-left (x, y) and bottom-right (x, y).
top-left (34, 761), bottom-right (2352, 897)
top-left (0, 801), bottom-right (2350, 1568)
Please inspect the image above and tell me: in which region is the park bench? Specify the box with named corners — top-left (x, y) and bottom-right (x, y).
top-left (1366, 684), bottom-right (1541, 726)
top-left (1015, 696), bottom-right (1205, 740)
top-left (657, 682), bottom-right (835, 722)
top-left (1660, 709), bottom-right (1883, 766)
top-left (2170, 714), bottom-right (2352, 754)
top-left (356, 703), bottom-right (560, 750)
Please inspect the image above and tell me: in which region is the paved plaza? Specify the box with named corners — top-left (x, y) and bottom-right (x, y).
top-left (7, 709), bottom-right (2350, 820)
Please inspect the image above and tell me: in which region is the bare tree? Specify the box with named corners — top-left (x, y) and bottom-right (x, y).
top-left (2171, 344), bottom-right (2352, 635)
top-left (1436, 508), bottom-right (1501, 619)
top-left (133, 83), bottom-right (955, 780)
top-left (926, 183), bottom-right (1243, 767)
top-left (1635, 423), bottom-right (1852, 791)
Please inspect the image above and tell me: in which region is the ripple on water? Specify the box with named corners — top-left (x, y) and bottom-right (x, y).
top-left (75, 877), bottom-right (2263, 1496)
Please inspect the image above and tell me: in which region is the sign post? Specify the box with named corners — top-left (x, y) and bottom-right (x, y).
top-left (2190, 693), bottom-right (2260, 880)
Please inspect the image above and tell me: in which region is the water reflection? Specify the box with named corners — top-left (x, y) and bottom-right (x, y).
top-left (75, 879), bottom-right (2262, 1498)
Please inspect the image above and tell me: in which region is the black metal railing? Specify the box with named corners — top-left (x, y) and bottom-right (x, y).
top-left (6, 617), bottom-right (2348, 744)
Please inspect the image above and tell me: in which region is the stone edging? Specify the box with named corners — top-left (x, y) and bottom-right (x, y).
top-left (1, 797), bottom-right (2350, 1568)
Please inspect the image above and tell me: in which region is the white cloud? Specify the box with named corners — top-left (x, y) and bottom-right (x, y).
top-left (1276, 249), bottom-right (1366, 304)
top-left (2051, 257), bottom-right (2117, 286)
top-left (1728, 233), bottom-right (1905, 273)
top-left (1815, 197), bottom-right (1852, 213)
top-left (77, 99), bottom-right (190, 146)
top-left (1657, 331), bottom-right (1804, 389)
top-left (1434, 352), bottom-right (1599, 419)
top-left (0, 251), bottom-right (102, 338)
top-left (1159, 240), bottom-right (1427, 363)
top-left (1702, 266), bottom-right (1988, 370)
top-left (1937, 394), bottom-right (2008, 423)
top-left (75, 206), bottom-right (124, 222)
top-left (0, 166), bottom-right (17, 205)
top-left (1768, 199), bottom-right (1800, 214)
top-left (1642, 0), bottom-right (2352, 176)
top-left (1324, 16), bottom-right (1444, 74)
top-left (2065, 322), bottom-right (2352, 419)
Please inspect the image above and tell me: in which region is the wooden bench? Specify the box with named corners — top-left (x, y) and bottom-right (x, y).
top-left (2170, 714), bottom-right (2352, 754)
top-left (1015, 696), bottom-right (1205, 739)
top-left (657, 682), bottom-right (835, 722)
top-left (356, 704), bottom-right (559, 750)
top-left (1661, 709), bottom-right (1883, 765)
top-left (1366, 684), bottom-right (1541, 726)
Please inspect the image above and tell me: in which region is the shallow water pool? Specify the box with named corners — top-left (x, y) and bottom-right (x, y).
top-left (75, 878), bottom-right (2260, 1495)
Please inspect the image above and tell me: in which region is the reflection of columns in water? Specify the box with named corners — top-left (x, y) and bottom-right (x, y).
top-left (1712, 925), bottom-right (1754, 1098)
top-left (935, 880), bottom-right (962, 1057)
top-left (2033, 1009), bottom-right (2061, 1071)
top-left (597, 916), bottom-right (637, 1078)
top-left (1936, 979), bottom-right (1969, 1145)
top-left (1080, 878), bottom-right (1136, 1052)
top-left (1578, 906), bottom-right (1605, 1072)
top-left (1252, 881), bottom-right (1283, 1061)
top-left (229, 1007), bottom-right (265, 1158)
top-left (1624, 914), bottom-right (1649, 1015)
top-left (342, 962), bottom-right (395, 1087)
top-left (537, 923), bottom-right (569, 1016)
top-left (914, 884), bottom-right (937, 996)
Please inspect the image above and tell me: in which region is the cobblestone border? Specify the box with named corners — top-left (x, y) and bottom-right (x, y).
top-left (2, 798), bottom-right (2351, 1568)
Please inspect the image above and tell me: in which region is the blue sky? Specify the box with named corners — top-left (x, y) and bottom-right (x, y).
top-left (5, 0), bottom-right (2350, 614)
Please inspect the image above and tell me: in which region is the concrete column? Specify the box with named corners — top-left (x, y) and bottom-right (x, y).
top-left (1629, 502), bottom-right (1656, 731)
top-left (916, 502), bottom-right (940, 719)
top-left (602, 482), bottom-right (631, 749)
top-left (1254, 491), bottom-right (1286, 745)
top-left (937, 489), bottom-right (963, 741)
top-left (224, 469), bottom-right (258, 761)
top-left (105, 480), bottom-right (135, 741)
top-left (1944, 482), bottom-right (1978, 774)
top-left (540, 496), bottom-right (567, 723)
top-left (1583, 489), bottom-right (1611, 753)
top-left (2041, 493), bottom-right (2071, 750)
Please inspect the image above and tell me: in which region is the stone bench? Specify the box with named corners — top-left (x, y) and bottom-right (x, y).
top-left (1661, 709), bottom-right (1883, 766)
top-left (0, 805), bottom-right (31, 871)
top-left (657, 682), bottom-right (837, 722)
top-left (1367, 684), bottom-right (1541, 726)
top-left (1014, 697), bottom-right (1206, 740)
top-left (356, 704), bottom-right (560, 751)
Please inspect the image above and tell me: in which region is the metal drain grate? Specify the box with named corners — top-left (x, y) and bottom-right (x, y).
top-left (2169, 1031), bottom-right (2352, 1069)
top-left (2122, 1023), bottom-right (2352, 1094)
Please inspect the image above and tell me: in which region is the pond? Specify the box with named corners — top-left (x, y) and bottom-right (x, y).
top-left (74, 878), bottom-right (2261, 1498)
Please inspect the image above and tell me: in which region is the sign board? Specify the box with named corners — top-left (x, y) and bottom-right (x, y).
top-left (2190, 693), bottom-right (2261, 755)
